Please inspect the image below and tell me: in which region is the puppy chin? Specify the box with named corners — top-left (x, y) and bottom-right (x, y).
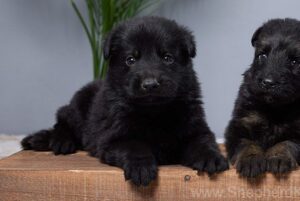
top-left (263, 95), bottom-right (275, 104)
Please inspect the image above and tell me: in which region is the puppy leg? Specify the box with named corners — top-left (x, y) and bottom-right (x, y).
top-left (181, 104), bottom-right (228, 174)
top-left (101, 140), bottom-right (157, 186)
top-left (225, 118), bottom-right (267, 177)
top-left (48, 105), bottom-right (79, 155)
top-left (234, 139), bottom-right (266, 177)
top-left (266, 141), bottom-right (299, 174)
top-left (21, 105), bottom-right (79, 155)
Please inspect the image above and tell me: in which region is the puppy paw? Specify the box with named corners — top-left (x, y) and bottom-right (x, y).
top-left (21, 130), bottom-right (51, 151)
top-left (267, 155), bottom-right (297, 174)
top-left (49, 136), bottom-right (77, 155)
top-left (184, 152), bottom-right (229, 174)
top-left (266, 141), bottom-right (298, 174)
top-left (236, 154), bottom-right (266, 178)
top-left (123, 157), bottom-right (158, 186)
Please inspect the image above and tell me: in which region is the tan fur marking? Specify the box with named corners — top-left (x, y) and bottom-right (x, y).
top-left (232, 139), bottom-right (264, 164)
top-left (240, 112), bottom-right (264, 128)
top-left (266, 141), bottom-right (293, 158)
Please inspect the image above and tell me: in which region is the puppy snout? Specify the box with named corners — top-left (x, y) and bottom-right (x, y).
top-left (258, 77), bottom-right (284, 90)
top-left (261, 78), bottom-right (276, 89)
top-left (141, 78), bottom-right (160, 91)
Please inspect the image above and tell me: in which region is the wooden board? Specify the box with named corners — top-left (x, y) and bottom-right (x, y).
top-left (0, 145), bottom-right (299, 201)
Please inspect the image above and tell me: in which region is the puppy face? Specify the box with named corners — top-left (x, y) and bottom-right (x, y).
top-left (103, 17), bottom-right (196, 105)
top-left (245, 18), bottom-right (300, 105)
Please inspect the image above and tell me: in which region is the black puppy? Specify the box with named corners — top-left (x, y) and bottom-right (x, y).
top-left (225, 18), bottom-right (300, 178)
top-left (22, 16), bottom-right (228, 186)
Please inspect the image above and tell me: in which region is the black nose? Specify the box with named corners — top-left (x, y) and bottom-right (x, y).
top-left (141, 78), bottom-right (160, 91)
top-left (261, 78), bottom-right (276, 88)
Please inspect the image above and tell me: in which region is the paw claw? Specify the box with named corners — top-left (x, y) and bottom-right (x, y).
top-left (123, 158), bottom-right (157, 186)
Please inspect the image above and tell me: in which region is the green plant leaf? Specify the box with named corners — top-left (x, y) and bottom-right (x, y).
top-left (71, 0), bottom-right (93, 49)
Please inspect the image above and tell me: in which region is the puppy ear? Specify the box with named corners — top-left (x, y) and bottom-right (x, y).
top-left (183, 30), bottom-right (196, 58)
top-left (242, 69), bottom-right (252, 78)
top-left (251, 27), bottom-right (263, 47)
top-left (103, 32), bottom-right (113, 60)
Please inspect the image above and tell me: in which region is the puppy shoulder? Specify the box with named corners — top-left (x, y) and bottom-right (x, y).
top-left (70, 80), bottom-right (101, 104)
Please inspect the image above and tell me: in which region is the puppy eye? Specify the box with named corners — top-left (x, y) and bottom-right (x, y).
top-left (163, 53), bottom-right (174, 64)
top-left (126, 56), bottom-right (136, 66)
top-left (258, 54), bottom-right (268, 61)
top-left (291, 60), bottom-right (299, 66)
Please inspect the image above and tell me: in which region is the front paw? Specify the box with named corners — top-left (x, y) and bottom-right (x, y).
top-left (123, 157), bottom-right (158, 186)
top-left (266, 142), bottom-right (298, 174)
top-left (267, 155), bottom-right (297, 174)
top-left (184, 152), bottom-right (229, 174)
top-left (236, 154), bottom-right (266, 178)
top-left (49, 136), bottom-right (77, 155)
top-left (21, 130), bottom-right (51, 151)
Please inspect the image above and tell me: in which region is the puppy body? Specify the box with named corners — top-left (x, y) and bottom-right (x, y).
top-left (225, 18), bottom-right (300, 177)
top-left (22, 17), bottom-right (228, 186)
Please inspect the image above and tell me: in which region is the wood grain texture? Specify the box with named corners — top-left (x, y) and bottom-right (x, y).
top-left (0, 145), bottom-right (300, 201)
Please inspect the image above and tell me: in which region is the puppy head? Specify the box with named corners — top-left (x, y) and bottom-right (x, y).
top-left (245, 18), bottom-right (300, 105)
top-left (103, 16), bottom-right (197, 105)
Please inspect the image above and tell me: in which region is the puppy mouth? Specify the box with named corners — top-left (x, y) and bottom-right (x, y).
top-left (127, 81), bottom-right (178, 105)
top-left (263, 95), bottom-right (297, 105)
top-left (251, 85), bottom-right (297, 105)
top-left (128, 95), bottom-right (174, 105)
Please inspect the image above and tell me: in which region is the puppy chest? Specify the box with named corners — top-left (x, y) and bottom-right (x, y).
top-left (128, 122), bottom-right (183, 164)
top-left (240, 112), bottom-right (300, 145)
top-left (128, 110), bottom-right (185, 135)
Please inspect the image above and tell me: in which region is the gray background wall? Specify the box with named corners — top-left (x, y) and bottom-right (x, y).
top-left (1, 0), bottom-right (300, 139)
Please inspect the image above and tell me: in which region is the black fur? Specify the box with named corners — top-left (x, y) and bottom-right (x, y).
top-left (225, 18), bottom-right (300, 178)
top-left (22, 16), bottom-right (228, 186)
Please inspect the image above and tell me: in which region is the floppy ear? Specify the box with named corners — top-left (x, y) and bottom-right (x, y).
top-left (103, 32), bottom-right (113, 60)
top-left (251, 26), bottom-right (263, 47)
top-left (183, 31), bottom-right (196, 58)
top-left (242, 68), bottom-right (252, 78)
